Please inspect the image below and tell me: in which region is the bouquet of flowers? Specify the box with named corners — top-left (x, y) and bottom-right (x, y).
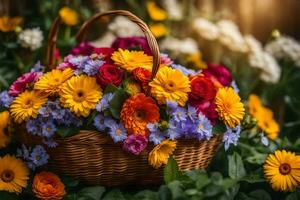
top-left (0, 10), bottom-right (245, 188)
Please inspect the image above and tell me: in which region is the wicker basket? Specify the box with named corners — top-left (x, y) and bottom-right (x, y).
top-left (19, 10), bottom-right (223, 186)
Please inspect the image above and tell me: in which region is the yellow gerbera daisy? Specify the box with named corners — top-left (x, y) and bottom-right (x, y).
top-left (149, 140), bottom-right (177, 169)
top-left (111, 49), bottom-right (153, 71)
top-left (0, 111), bottom-right (11, 149)
top-left (60, 75), bottom-right (102, 117)
top-left (0, 16), bottom-right (22, 32)
top-left (149, 67), bottom-right (191, 106)
top-left (215, 87), bottom-right (245, 128)
top-left (10, 90), bottom-right (47, 123)
top-left (186, 53), bottom-right (207, 69)
top-left (264, 150), bottom-right (300, 192)
top-left (0, 155), bottom-right (29, 193)
top-left (248, 94), bottom-right (280, 140)
top-left (149, 23), bottom-right (168, 38)
top-left (34, 68), bottom-right (74, 96)
top-left (146, 1), bottom-right (168, 21)
top-left (59, 7), bottom-right (79, 26)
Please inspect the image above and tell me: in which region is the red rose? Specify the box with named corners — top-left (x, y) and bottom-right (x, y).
top-left (94, 47), bottom-right (114, 63)
top-left (189, 75), bottom-right (216, 101)
top-left (202, 64), bottom-right (232, 86)
top-left (97, 64), bottom-right (124, 88)
top-left (190, 99), bottom-right (219, 123)
top-left (132, 67), bottom-right (152, 88)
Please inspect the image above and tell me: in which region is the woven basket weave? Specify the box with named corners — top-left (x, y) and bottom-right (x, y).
top-left (19, 10), bottom-right (223, 186)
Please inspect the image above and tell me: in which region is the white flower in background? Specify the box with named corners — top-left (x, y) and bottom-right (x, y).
top-left (265, 36), bottom-right (300, 67)
top-left (108, 16), bottom-right (143, 37)
top-left (18, 28), bottom-right (43, 51)
top-left (160, 37), bottom-right (199, 55)
top-left (162, 0), bottom-right (183, 20)
top-left (217, 19), bottom-right (248, 53)
top-left (91, 32), bottom-right (116, 47)
top-left (192, 18), bottom-right (219, 40)
top-left (244, 35), bottom-right (263, 53)
top-left (249, 51), bottom-right (281, 83)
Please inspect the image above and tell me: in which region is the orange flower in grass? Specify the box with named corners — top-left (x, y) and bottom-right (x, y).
top-left (32, 171), bottom-right (66, 200)
top-left (121, 93), bottom-right (159, 136)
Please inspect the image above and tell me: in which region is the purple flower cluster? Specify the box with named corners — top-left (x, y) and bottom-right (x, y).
top-left (223, 125), bottom-right (241, 150)
top-left (171, 64), bottom-right (198, 76)
top-left (30, 61), bottom-right (45, 73)
top-left (93, 114), bottom-right (127, 143)
top-left (70, 55), bottom-right (105, 76)
top-left (17, 144), bottom-right (49, 170)
top-left (26, 116), bottom-right (56, 138)
top-left (96, 93), bottom-right (114, 112)
top-left (0, 91), bottom-right (14, 108)
top-left (147, 101), bottom-right (213, 144)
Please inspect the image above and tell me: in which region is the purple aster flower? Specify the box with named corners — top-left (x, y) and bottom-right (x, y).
top-left (187, 105), bottom-right (198, 122)
top-left (39, 100), bottom-right (65, 120)
top-left (260, 133), bottom-right (269, 146)
top-left (41, 121), bottom-right (56, 138)
top-left (96, 93), bottom-right (114, 112)
top-left (93, 114), bottom-right (107, 131)
top-left (231, 81), bottom-right (239, 94)
top-left (171, 64), bottom-right (197, 76)
top-left (82, 57), bottom-right (105, 76)
top-left (172, 107), bottom-right (187, 122)
top-left (104, 116), bottom-right (117, 128)
top-left (166, 100), bottom-right (178, 115)
top-left (181, 118), bottom-right (197, 138)
top-left (194, 113), bottom-right (213, 140)
top-left (0, 91), bottom-right (14, 108)
top-left (58, 109), bottom-right (82, 127)
top-left (17, 144), bottom-right (30, 160)
top-left (29, 145), bottom-right (49, 168)
top-left (108, 123), bottom-right (127, 143)
top-left (43, 138), bottom-right (58, 148)
top-left (223, 125), bottom-right (241, 150)
top-left (26, 118), bottom-right (42, 135)
top-left (69, 55), bottom-right (89, 67)
top-left (123, 134), bottom-right (148, 155)
top-left (166, 119), bottom-right (182, 140)
top-left (30, 61), bottom-right (45, 73)
top-left (147, 123), bottom-right (165, 145)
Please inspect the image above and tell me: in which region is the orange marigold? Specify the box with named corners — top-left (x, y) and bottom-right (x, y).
top-left (32, 171), bottom-right (66, 200)
top-left (121, 93), bottom-right (159, 136)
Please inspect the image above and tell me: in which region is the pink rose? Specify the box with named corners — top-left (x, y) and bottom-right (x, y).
top-left (190, 100), bottom-right (219, 123)
top-left (71, 42), bottom-right (95, 56)
top-left (123, 134), bottom-right (148, 155)
top-left (9, 72), bottom-right (42, 96)
top-left (202, 64), bottom-right (232, 86)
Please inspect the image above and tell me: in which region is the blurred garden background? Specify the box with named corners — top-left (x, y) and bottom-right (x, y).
top-left (1, 0), bottom-right (300, 199)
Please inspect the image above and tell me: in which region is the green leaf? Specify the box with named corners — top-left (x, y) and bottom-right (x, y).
top-left (286, 189), bottom-right (300, 200)
top-left (102, 189), bottom-right (126, 200)
top-left (168, 181), bottom-right (186, 199)
top-left (228, 152), bottom-right (246, 180)
top-left (158, 185), bottom-right (172, 200)
top-left (134, 190), bottom-right (158, 200)
top-left (219, 178), bottom-right (237, 190)
top-left (240, 173), bottom-right (265, 183)
top-left (164, 157), bottom-right (183, 184)
top-left (77, 186), bottom-right (105, 200)
top-left (109, 89), bottom-right (129, 119)
top-left (248, 190), bottom-right (271, 200)
top-left (60, 175), bottom-right (79, 188)
top-left (56, 126), bottom-right (80, 138)
top-left (212, 122), bottom-right (226, 134)
top-left (104, 84), bottom-right (119, 94)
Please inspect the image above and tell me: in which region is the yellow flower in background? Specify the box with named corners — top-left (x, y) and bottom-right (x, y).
top-left (0, 16), bottom-right (22, 32)
top-left (215, 87), bottom-right (245, 128)
top-left (248, 94), bottom-right (280, 140)
top-left (264, 150), bottom-right (300, 192)
top-left (0, 111), bottom-right (11, 149)
top-left (59, 7), bottom-right (79, 26)
top-left (149, 23), bottom-right (168, 38)
top-left (146, 1), bottom-right (168, 21)
top-left (112, 49), bottom-right (153, 71)
top-left (186, 53), bottom-right (207, 69)
top-left (0, 155), bottom-right (29, 193)
top-left (149, 67), bottom-right (191, 106)
top-left (34, 68), bottom-right (74, 96)
top-left (10, 90), bottom-right (47, 123)
top-left (60, 75), bottom-right (102, 117)
top-left (148, 140), bottom-right (177, 169)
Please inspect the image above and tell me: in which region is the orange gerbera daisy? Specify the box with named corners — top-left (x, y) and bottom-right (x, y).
top-left (120, 93), bottom-right (160, 136)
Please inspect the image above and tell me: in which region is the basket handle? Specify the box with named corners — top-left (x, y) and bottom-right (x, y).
top-left (46, 16), bottom-right (61, 69)
top-left (76, 10), bottom-right (161, 81)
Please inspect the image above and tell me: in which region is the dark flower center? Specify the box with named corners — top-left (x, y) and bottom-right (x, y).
top-left (279, 163), bottom-right (291, 175)
top-left (23, 99), bottom-right (34, 109)
top-left (134, 110), bottom-right (146, 121)
top-left (74, 89), bottom-right (85, 102)
top-left (1, 169), bottom-right (15, 183)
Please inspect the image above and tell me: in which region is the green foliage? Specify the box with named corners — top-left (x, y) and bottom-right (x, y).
top-left (56, 126), bottom-right (80, 138)
top-left (228, 152), bottom-right (246, 180)
top-left (163, 157), bottom-right (183, 184)
top-left (109, 88), bottom-right (129, 119)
